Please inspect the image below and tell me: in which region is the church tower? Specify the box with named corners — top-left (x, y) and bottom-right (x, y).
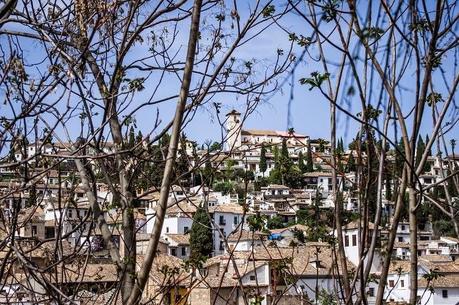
top-left (225, 110), bottom-right (242, 151)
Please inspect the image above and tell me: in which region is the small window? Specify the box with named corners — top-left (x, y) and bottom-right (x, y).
top-left (68, 210), bottom-right (73, 218)
top-left (398, 237), bottom-right (403, 242)
top-left (184, 227), bottom-right (189, 234)
top-left (166, 227), bottom-right (169, 233)
top-left (388, 280), bottom-right (395, 287)
top-left (352, 234), bottom-right (357, 246)
top-left (442, 290), bottom-right (448, 298)
top-left (171, 248), bottom-right (176, 256)
top-left (344, 235), bottom-right (349, 247)
top-left (400, 280), bottom-right (405, 288)
top-left (45, 227), bottom-right (55, 239)
top-left (401, 225), bottom-right (406, 230)
top-left (181, 247), bottom-right (186, 256)
top-left (31, 225), bottom-right (37, 236)
top-left (250, 275), bottom-right (256, 281)
top-left (368, 288), bottom-right (374, 297)
top-left (234, 216), bottom-right (238, 225)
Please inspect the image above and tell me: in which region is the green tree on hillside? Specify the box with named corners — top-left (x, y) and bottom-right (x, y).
top-left (306, 142), bottom-right (314, 172)
top-left (175, 134), bottom-right (190, 185)
top-left (189, 206), bottom-right (213, 265)
top-left (279, 139), bottom-right (293, 185)
top-left (347, 153), bottom-right (356, 173)
top-left (298, 151), bottom-right (307, 173)
top-left (267, 215), bottom-right (284, 229)
top-left (415, 135), bottom-right (425, 169)
top-left (259, 144), bottom-right (267, 176)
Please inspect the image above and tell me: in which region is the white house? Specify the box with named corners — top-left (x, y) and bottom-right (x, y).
top-left (164, 233), bottom-right (190, 259)
top-left (160, 201), bottom-right (196, 236)
top-left (43, 198), bottom-right (91, 246)
top-left (227, 230), bottom-right (266, 252)
top-left (339, 221), bottom-right (383, 273)
top-left (385, 259), bottom-right (459, 305)
top-left (209, 203), bottom-right (246, 255)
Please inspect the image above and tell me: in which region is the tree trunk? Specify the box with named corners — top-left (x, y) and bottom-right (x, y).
top-left (375, 169), bottom-right (407, 305)
top-left (125, 0), bottom-right (202, 303)
top-left (408, 186), bottom-right (418, 304)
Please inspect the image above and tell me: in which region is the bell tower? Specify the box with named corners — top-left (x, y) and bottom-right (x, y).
top-left (225, 110), bottom-right (242, 151)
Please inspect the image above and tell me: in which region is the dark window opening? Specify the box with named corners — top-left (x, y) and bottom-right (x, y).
top-left (352, 234), bottom-right (357, 246)
top-left (368, 288), bottom-right (374, 297)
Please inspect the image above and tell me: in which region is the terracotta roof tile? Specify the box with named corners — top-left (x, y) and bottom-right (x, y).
top-left (165, 234), bottom-right (190, 245)
top-left (208, 203), bottom-right (246, 214)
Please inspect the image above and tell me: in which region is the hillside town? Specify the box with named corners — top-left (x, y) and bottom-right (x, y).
top-left (1, 110), bottom-right (458, 305)
top-left (1, 0), bottom-right (459, 304)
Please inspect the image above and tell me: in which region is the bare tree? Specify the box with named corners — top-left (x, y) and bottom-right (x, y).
top-left (290, 0), bottom-right (459, 304)
top-left (0, 0), bottom-right (294, 303)
top-left (2, 0), bottom-right (459, 304)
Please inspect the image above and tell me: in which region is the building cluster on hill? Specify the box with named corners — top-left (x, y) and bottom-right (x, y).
top-left (0, 110), bottom-right (458, 304)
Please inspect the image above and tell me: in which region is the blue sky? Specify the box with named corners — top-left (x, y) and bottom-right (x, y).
top-left (131, 2), bottom-right (349, 145)
top-left (1, 0), bottom-right (458, 152)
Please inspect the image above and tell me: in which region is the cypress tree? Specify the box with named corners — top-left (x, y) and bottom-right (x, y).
top-left (347, 153), bottom-right (356, 173)
top-left (202, 150), bottom-right (213, 185)
top-left (337, 158), bottom-right (344, 173)
top-left (425, 134), bottom-right (432, 156)
top-left (175, 134), bottom-right (190, 184)
top-left (281, 139), bottom-right (289, 160)
top-left (415, 135), bottom-right (425, 168)
top-left (127, 126), bottom-right (135, 149)
top-left (337, 138), bottom-right (344, 154)
top-left (298, 151), bottom-right (307, 173)
top-left (136, 130), bottom-right (143, 144)
top-left (150, 144), bottom-right (165, 187)
top-left (280, 139), bottom-right (292, 185)
top-left (395, 137), bottom-right (405, 177)
top-left (306, 142), bottom-right (314, 172)
top-left (259, 144), bottom-right (267, 176)
top-left (273, 145), bottom-right (280, 170)
top-left (189, 206), bottom-right (213, 264)
top-left (424, 134), bottom-right (432, 172)
top-left (268, 145), bottom-right (282, 184)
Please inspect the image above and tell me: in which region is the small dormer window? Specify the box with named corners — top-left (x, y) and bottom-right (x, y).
top-left (31, 225), bottom-right (37, 236)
